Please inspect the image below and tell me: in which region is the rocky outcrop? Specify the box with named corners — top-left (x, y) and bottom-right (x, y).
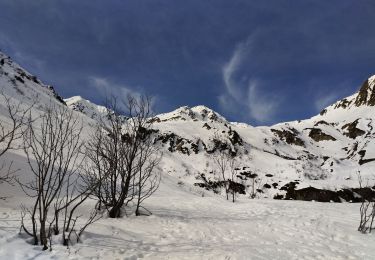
top-left (308, 128), bottom-right (336, 142)
top-left (342, 119), bottom-right (366, 139)
top-left (355, 78), bottom-right (375, 106)
top-left (271, 128), bottom-right (304, 147)
top-left (284, 185), bottom-right (375, 203)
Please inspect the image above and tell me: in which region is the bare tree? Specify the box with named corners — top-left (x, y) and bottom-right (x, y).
top-left (52, 164), bottom-right (101, 247)
top-left (228, 159), bottom-right (240, 203)
top-left (134, 135), bottom-right (161, 216)
top-left (0, 92), bottom-right (33, 193)
top-left (85, 95), bottom-right (161, 218)
top-left (357, 171), bottom-right (375, 233)
top-left (210, 132), bottom-right (232, 200)
top-left (19, 104), bottom-right (96, 250)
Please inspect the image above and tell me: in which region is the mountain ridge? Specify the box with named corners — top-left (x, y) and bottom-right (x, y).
top-left (1, 49), bottom-right (375, 199)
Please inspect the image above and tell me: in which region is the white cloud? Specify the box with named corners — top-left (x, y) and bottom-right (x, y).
top-left (88, 76), bottom-right (157, 112)
top-left (247, 81), bottom-right (279, 122)
top-left (222, 43), bottom-right (247, 102)
top-left (90, 76), bottom-right (140, 100)
top-left (314, 93), bottom-right (340, 112)
top-left (0, 32), bottom-right (45, 71)
top-left (219, 37), bottom-right (279, 124)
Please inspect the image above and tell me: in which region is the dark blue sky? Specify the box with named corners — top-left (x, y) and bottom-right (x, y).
top-left (1, 0), bottom-right (374, 125)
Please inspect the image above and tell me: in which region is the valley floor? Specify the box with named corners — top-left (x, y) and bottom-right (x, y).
top-left (0, 175), bottom-right (374, 260)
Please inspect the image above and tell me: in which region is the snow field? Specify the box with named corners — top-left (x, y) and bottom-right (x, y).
top-left (0, 174), bottom-right (374, 260)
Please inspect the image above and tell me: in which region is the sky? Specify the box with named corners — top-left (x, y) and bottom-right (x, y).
top-left (0, 0), bottom-right (375, 125)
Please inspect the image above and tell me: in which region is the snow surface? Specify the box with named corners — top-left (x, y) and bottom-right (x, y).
top-left (1, 169), bottom-right (375, 260)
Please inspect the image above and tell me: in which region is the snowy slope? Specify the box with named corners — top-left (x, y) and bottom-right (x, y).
top-left (0, 51), bottom-right (65, 107)
top-left (63, 75), bottom-right (375, 198)
top-left (1, 50), bottom-right (375, 259)
top-left (1, 183), bottom-right (375, 259)
top-left (2, 49), bottom-right (375, 198)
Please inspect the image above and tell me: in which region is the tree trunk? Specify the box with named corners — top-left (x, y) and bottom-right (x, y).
top-left (31, 216), bottom-right (38, 245)
top-left (54, 210), bottom-right (59, 235)
top-left (40, 219), bottom-right (48, 250)
top-left (135, 193), bottom-right (141, 216)
top-left (109, 201), bottom-right (122, 218)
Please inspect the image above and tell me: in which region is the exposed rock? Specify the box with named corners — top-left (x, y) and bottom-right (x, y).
top-left (342, 119), bottom-right (366, 139)
top-left (285, 185), bottom-right (375, 203)
top-left (228, 128), bottom-right (243, 146)
top-left (148, 117), bottom-right (161, 123)
top-left (271, 128), bottom-right (304, 147)
top-left (202, 123), bottom-right (211, 130)
top-left (334, 98), bottom-right (353, 109)
top-left (46, 85), bottom-right (66, 105)
top-left (358, 150), bottom-right (375, 165)
top-left (162, 115), bottom-right (186, 122)
top-left (314, 120), bottom-right (331, 127)
top-left (355, 79), bottom-right (375, 106)
top-left (14, 75), bottom-right (24, 83)
top-left (308, 128), bottom-right (336, 142)
top-left (263, 183), bottom-right (271, 189)
top-left (156, 132), bottom-right (191, 154)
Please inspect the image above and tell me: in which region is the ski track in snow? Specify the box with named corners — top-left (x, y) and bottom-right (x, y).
top-left (0, 175), bottom-right (374, 260)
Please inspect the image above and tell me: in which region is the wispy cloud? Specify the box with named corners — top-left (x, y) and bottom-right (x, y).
top-left (247, 81), bottom-right (279, 122)
top-left (0, 32), bottom-right (45, 71)
top-left (314, 93), bottom-right (340, 112)
top-left (222, 40), bottom-right (250, 102)
top-left (220, 36), bottom-right (280, 124)
top-left (89, 76), bottom-right (137, 99)
top-left (88, 76), bottom-right (157, 112)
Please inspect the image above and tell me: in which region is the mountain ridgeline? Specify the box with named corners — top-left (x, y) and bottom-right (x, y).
top-left (1, 50), bottom-right (375, 201)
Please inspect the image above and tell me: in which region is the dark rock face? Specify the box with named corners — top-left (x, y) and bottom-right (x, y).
top-left (285, 186), bottom-right (375, 203)
top-left (308, 128), bottom-right (336, 142)
top-left (357, 150), bottom-right (375, 165)
top-left (156, 132), bottom-right (204, 155)
top-left (342, 119), bottom-right (366, 139)
top-left (202, 123), bottom-right (211, 130)
top-left (147, 117), bottom-right (161, 124)
top-left (228, 128), bottom-right (243, 146)
top-left (271, 128), bottom-right (304, 147)
top-left (46, 85), bottom-right (66, 105)
top-left (334, 98), bottom-right (353, 109)
top-left (314, 120), bottom-right (332, 127)
top-left (355, 79), bottom-right (375, 106)
top-left (263, 183), bottom-right (271, 189)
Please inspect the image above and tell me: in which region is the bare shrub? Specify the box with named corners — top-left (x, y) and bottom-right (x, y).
top-left (357, 172), bottom-right (375, 233)
top-left (84, 95), bottom-right (161, 218)
top-left (0, 93), bottom-right (33, 195)
top-left (19, 104), bottom-right (98, 250)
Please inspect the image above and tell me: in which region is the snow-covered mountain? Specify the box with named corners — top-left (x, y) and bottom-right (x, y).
top-left (0, 51), bottom-right (65, 106)
top-left (64, 77), bottom-right (375, 199)
top-left (1, 50), bottom-right (375, 199)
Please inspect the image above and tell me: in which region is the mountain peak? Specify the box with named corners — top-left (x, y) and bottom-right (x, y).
top-left (319, 74), bottom-right (375, 117)
top-left (155, 105), bottom-right (227, 123)
top-left (354, 75), bottom-right (375, 107)
top-left (0, 50), bottom-right (66, 105)
top-left (65, 96), bottom-right (107, 120)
